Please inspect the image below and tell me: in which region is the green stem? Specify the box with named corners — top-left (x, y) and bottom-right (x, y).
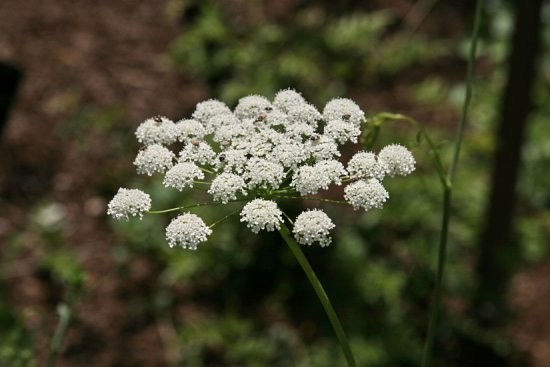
top-left (275, 195), bottom-right (348, 205)
top-left (420, 187), bottom-right (451, 367)
top-left (420, 1), bottom-right (483, 366)
top-left (147, 199), bottom-right (247, 214)
top-left (209, 208), bottom-right (242, 228)
top-left (199, 166), bottom-right (215, 174)
top-left (47, 304), bottom-right (72, 367)
top-left (373, 112), bottom-right (448, 186)
top-left (278, 223), bottom-right (356, 367)
top-left (448, 0), bottom-right (482, 184)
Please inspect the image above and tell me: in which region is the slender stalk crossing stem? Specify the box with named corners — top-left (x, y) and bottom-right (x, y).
top-left (372, 112), bottom-right (447, 186)
top-left (199, 167), bottom-right (215, 174)
top-left (209, 208), bottom-right (242, 228)
top-left (281, 210), bottom-right (294, 225)
top-left (420, 1), bottom-right (483, 366)
top-left (147, 199), bottom-right (248, 214)
top-left (278, 223), bottom-right (356, 367)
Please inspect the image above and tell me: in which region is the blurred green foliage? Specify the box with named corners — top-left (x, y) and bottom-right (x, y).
top-left (169, 1), bottom-right (447, 105)
top-left (3, 1), bottom-right (550, 366)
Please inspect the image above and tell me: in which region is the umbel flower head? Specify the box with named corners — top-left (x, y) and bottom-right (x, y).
top-left (107, 89), bottom-right (416, 249)
top-left (166, 213), bottom-right (212, 250)
top-left (293, 209), bottom-right (335, 247)
top-left (107, 188), bottom-right (151, 220)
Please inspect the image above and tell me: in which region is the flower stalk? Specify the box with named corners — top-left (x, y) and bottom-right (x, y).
top-left (278, 222), bottom-right (356, 367)
top-left (421, 1), bottom-right (483, 366)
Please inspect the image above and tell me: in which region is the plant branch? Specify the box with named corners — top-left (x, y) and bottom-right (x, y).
top-left (421, 1), bottom-right (483, 366)
top-left (279, 222), bottom-right (356, 367)
top-left (275, 195), bottom-right (348, 205)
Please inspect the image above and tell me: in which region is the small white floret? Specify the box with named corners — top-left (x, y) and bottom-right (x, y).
top-left (347, 151), bottom-right (387, 181)
top-left (307, 136), bottom-right (340, 161)
top-left (243, 158), bottom-right (285, 189)
top-left (378, 144), bottom-right (416, 177)
top-left (240, 199), bottom-right (283, 233)
top-left (291, 165), bottom-right (327, 196)
top-left (344, 179), bottom-right (389, 211)
top-left (323, 119), bottom-right (361, 144)
top-left (175, 119), bottom-right (207, 143)
top-left (234, 95), bottom-right (272, 120)
top-left (179, 141), bottom-right (216, 165)
top-left (314, 160), bottom-right (347, 186)
top-left (215, 149), bottom-right (248, 174)
top-left (267, 142), bottom-right (308, 168)
top-left (107, 188), bottom-right (151, 220)
top-left (286, 103), bottom-right (322, 128)
top-left (163, 162), bottom-right (204, 191)
top-left (135, 116), bottom-right (177, 146)
top-left (134, 144), bottom-right (175, 176)
top-left (165, 213), bottom-right (212, 250)
top-left (273, 89), bottom-right (306, 113)
top-left (208, 173), bottom-right (247, 204)
top-left (284, 123), bottom-right (316, 141)
top-left (323, 98), bottom-right (365, 127)
top-left (293, 209), bottom-right (335, 247)
top-left (192, 99), bottom-right (232, 125)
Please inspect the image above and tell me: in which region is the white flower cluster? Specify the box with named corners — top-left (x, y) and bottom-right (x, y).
top-left (108, 89), bottom-right (416, 249)
top-left (166, 213), bottom-right (212, 250)
top-left (240, 199), bottom-right (283, 233)
top-left (163, 162), bottom-right (204, 191)
top-left (209, 173), bottom-right (247, 204)
top-left (107, 188), bottom-right (151, 220)
top-left (293, 210), bottom-right (335, 247)
top-left (343, 145), bottom-right (415, 211)
top-left (134, 144), bottom-right (174, 176)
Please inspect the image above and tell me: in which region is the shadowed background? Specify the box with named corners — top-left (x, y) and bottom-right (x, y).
top-left (0, 1), bottom-right (549, 366)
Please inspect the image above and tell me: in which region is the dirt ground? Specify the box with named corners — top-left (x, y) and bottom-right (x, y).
top-left (0, 0), bottom-right (548, 366)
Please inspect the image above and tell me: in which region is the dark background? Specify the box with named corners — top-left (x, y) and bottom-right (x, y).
top-left (1, 0), bottom-right (549, 366)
